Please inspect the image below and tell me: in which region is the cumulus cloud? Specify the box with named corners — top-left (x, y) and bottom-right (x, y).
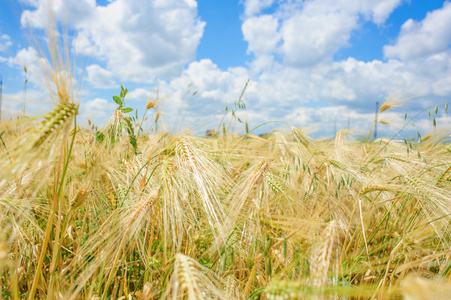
top-left (242, 14), bottom-right (280, 56)
top-left (280, 7), bottom-right (357, 67)
top-left (79, 98), bottom-right (116, 123)
top-left (384, 1), bottom-right (451, 61)
top-left (159, 50), bottom-right (450, 136)
top-left (2, 88), bottom-right (49, 112)
top-left (21, 0), bottom-right (96, 29)
top-left (243, 0), bottom-right (275, 17)
top-left (415, 114), bottom-right (451, 134)
top-left (85, 64), bottom-right (116, 89)
top-left (355, 0), bottom-right (403, 25)
top-left (8, 46), bottom-right (82, 95)
top-left (8, 47), bottom-right (43, 85)
top-left (12, 0), bottom-right (450, 137)
top-left (21, 0), bottom-right (205, 82)
top-left (0, 34), bottom-right (13, 52)
top-left (127, 88), bottom-right (154, 101)
top-left (241, 0), bottom-right (404, 68)
top-left (158, 59), bottom-right (250, 117)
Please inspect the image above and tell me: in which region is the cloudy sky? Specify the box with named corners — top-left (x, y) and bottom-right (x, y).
top-left (0, 0), bottom-right (450, 137)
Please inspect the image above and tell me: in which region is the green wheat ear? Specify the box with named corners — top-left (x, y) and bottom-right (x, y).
top-left (31, 102), bottom-right (79, 149)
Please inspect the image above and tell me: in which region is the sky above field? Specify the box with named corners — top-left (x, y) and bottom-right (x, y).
top-left (0, 0), bottom-right (450, 137)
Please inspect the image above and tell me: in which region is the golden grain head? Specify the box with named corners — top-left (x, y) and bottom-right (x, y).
top-left (360, 184), bottom-right (391, 195)
top-left (378, 119), bottom-right (391, 125)
top-left (310, 220), bottom-right (339, 286)
top-left (70, 185), bottom-right (90, 211)
top-left (0, 242), bottom-right (7, 262)
top-left (379, 103), bottom-right (392, 113)
top-left (291, 126), bottom-right (310, 149)
top-left (32, 102), bottom-right (79, 148)
top-left (146, 100), bottom-right (159, 110)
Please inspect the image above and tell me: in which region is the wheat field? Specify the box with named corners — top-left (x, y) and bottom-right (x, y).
top-left (0, 26), bottom-right (451, 300)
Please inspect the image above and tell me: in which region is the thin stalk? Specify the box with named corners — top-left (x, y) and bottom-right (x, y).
top-left (361, 102), bottom-right (447, 172)
top-left (28, 118), bottom-right (77, 300)
top-left (101, 233), bottom-right (128, 300)
top-left (0, 131), bottom-right (12, 163)
top-left (136, 107), bottom-right (150, 139)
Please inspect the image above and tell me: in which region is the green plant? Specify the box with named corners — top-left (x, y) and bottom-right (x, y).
top-left (98, 85), bottom-right (139, 154)
top-left (217, 79), bottom-right (249, 136)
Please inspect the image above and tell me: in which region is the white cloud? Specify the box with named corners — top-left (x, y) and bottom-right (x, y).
top-left (85, 64), bottom-right (116, 89)
top-left (384, 1), bottom-right (451, 61)
top-left (8, 47), bottom-right (43, 85)
top-left (242, 14), bottom-right (280, 56)
top-left (2, 88), bottom-right (52, 119)
top-left (280, 6), bottom-right (357, 67)
top-left (241, 0), bottom-right (404, 69)
top-left (243, 0), bottom-right (275, 17)
top-left (415, 114), bottom-right (451, 134)
top-left (284, 105), bottom-right (371, 134)
top-left (158, 49), bottom-right (450, 136)
top-left (8, 47), bottom-right (81, 96)
top-left (18, 0), bottom-right (40, 7)
top-left (0, 34), bottom-right (13, 52)
top-left (155, 59), bottom-right (250, 127)
top-left (355, 0), bottom-right (403, 25)
top-left (12, 0), bottom-right (450, 138)
top-left (127, 88), bottom-right (153, 101)
top-left (79, 98), bottom-right (116, 123)
top-left (21, 0), bottom-right (205, 82)
top-left (21, 0), bottom-right (96, 29)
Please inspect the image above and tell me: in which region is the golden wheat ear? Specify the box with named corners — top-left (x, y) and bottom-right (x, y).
top-left (309, 220), bottom-right (340, 287)
top-left (161, 253), bottom-right (230, 299)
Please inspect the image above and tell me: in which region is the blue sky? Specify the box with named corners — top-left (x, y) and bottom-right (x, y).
top-left (0, 0), bottom-right (450, 137)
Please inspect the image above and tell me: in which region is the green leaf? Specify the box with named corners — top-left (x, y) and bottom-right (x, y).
top-left (120, 85), bottom-right (128, 98)
top-left (121, 107), bottom-right (133, 113)
top-left (113, 96), bottom-right (123, 106)
top-left (283, 237), bottom-right (287, 259)
top-left (95, 132), bottom-right (105, 143)
top-left (124, 117), bottom-right (138, 152)
top-left (263, 238), bottom-right (271, 258)
top-left (266, 257), bottom-right (272, 278)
